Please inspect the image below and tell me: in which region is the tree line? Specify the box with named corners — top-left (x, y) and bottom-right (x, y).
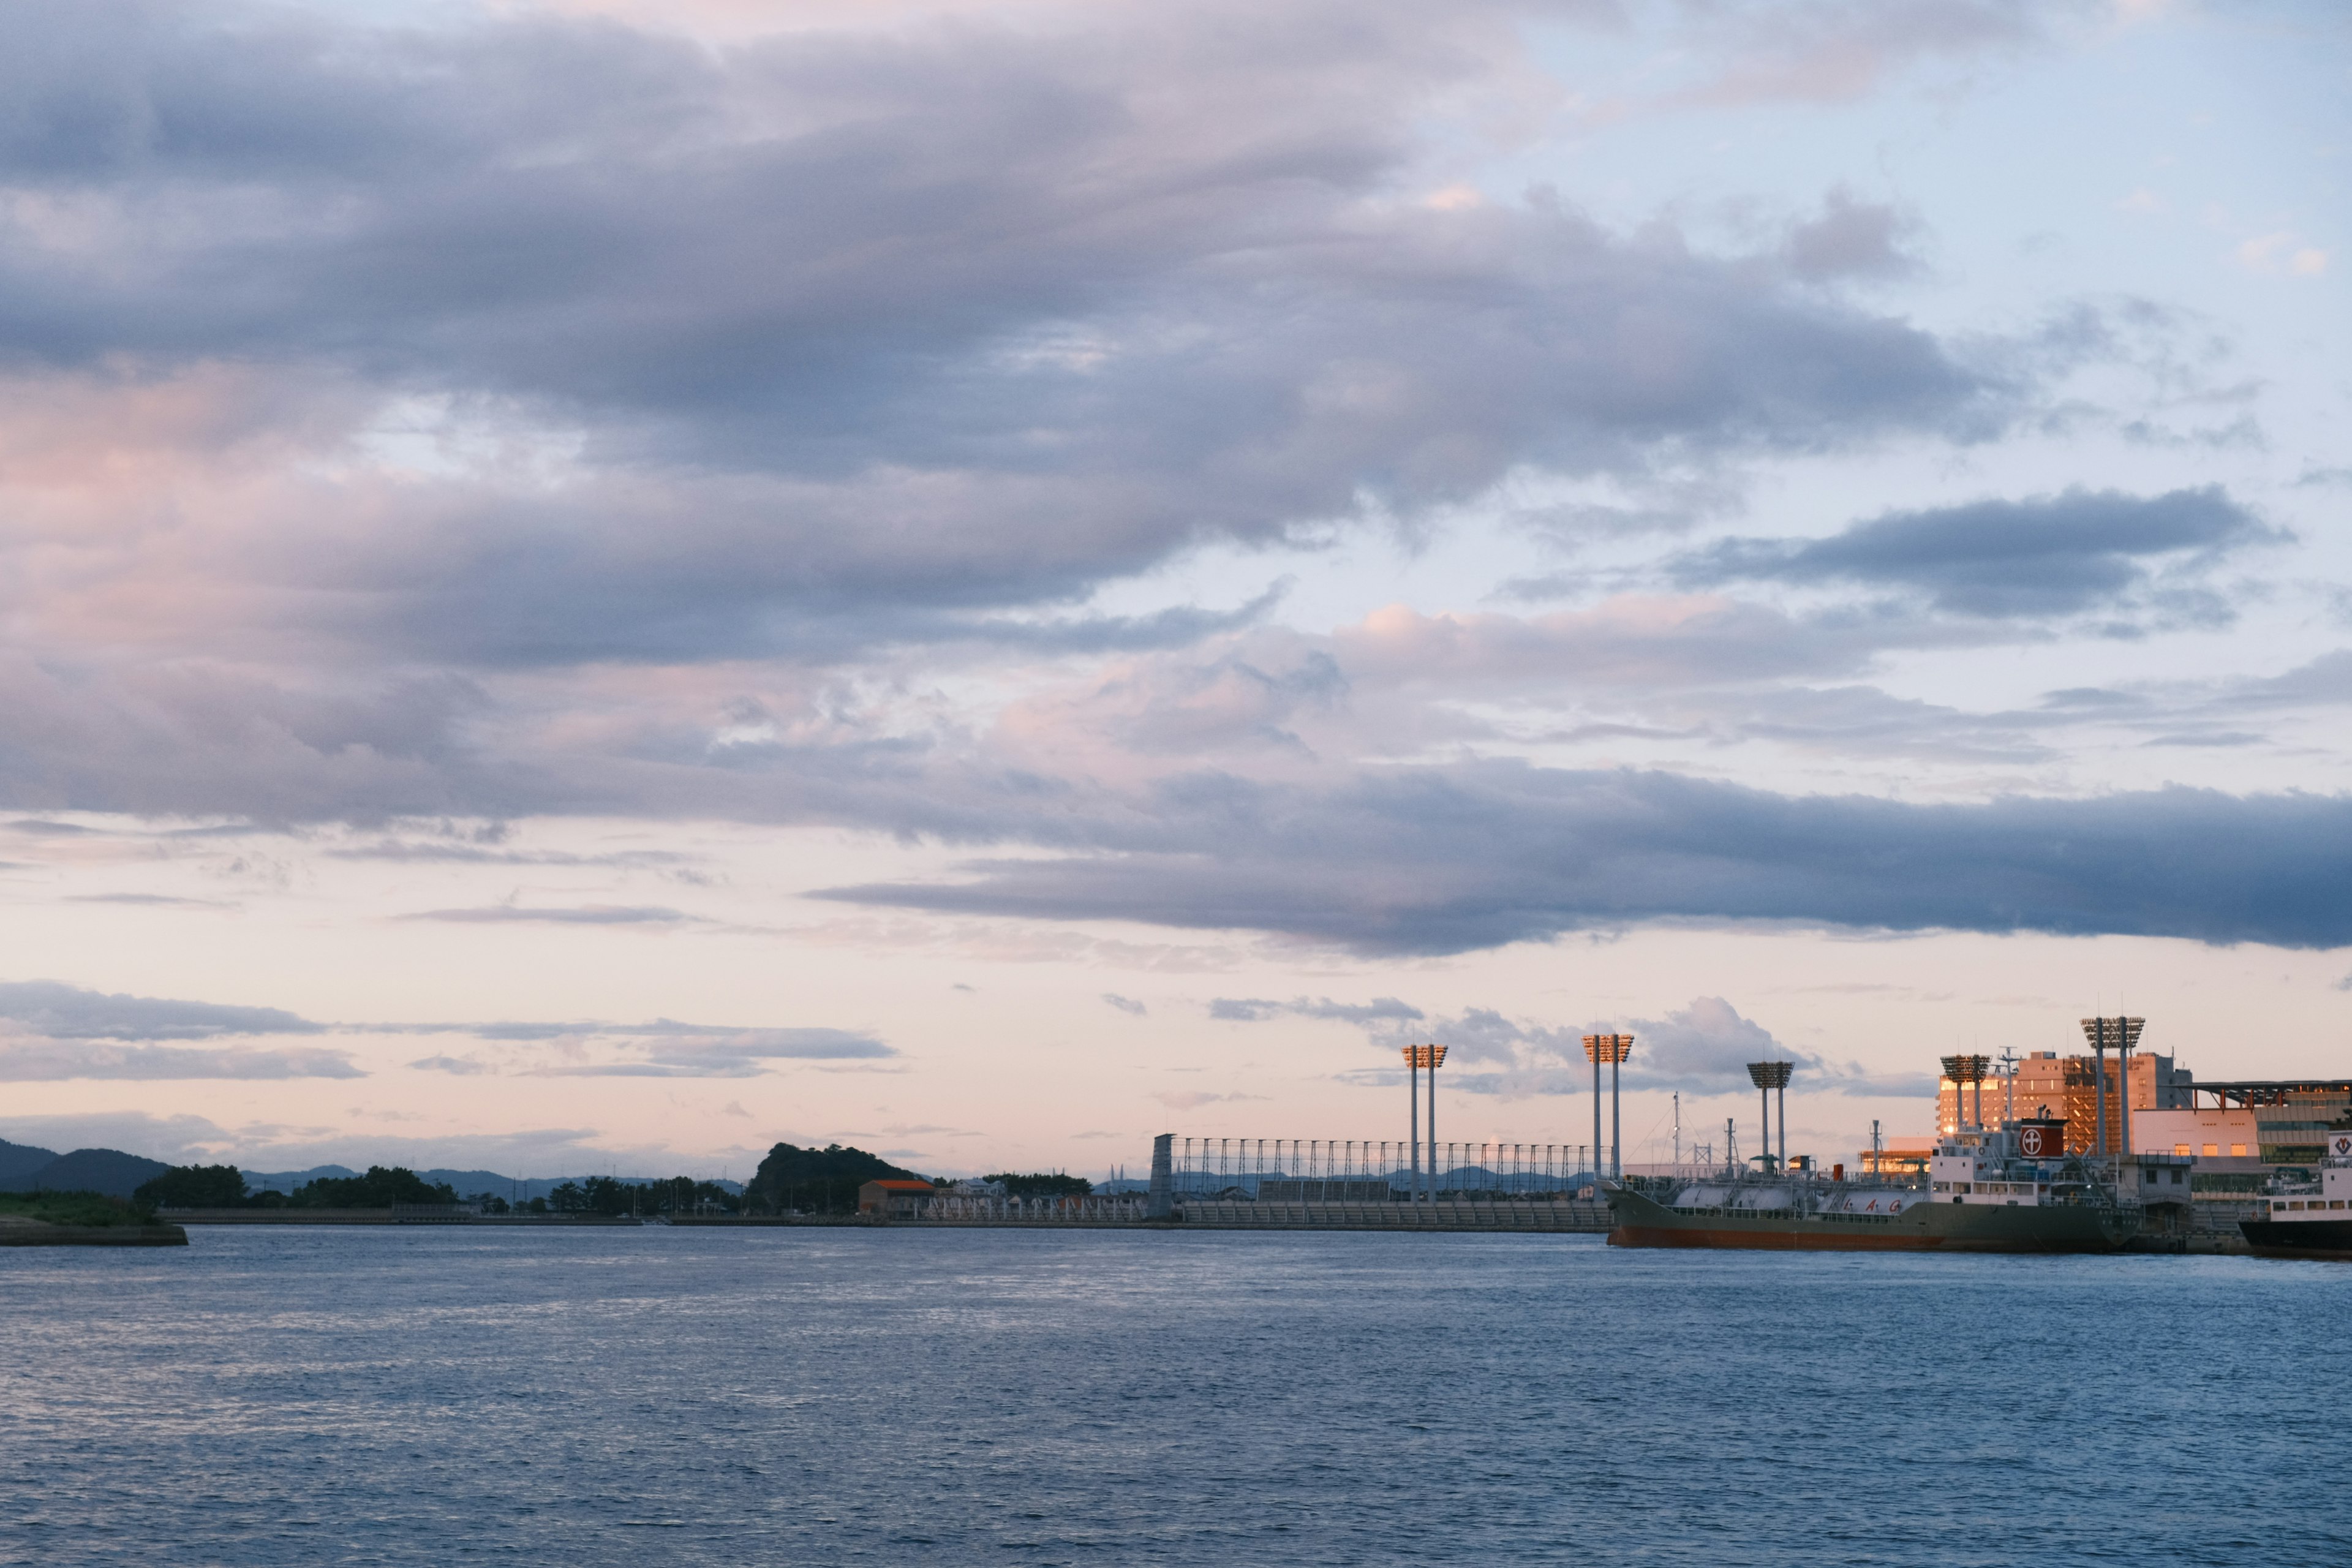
top-left (134, 1164), bottom-right (459, 1210)
top-left (132, 1164), bottom-right (742, 1216)
top-left (132, 1148), bottom-right (1101, 1215)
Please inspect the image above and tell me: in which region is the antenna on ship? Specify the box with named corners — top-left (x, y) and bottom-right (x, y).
top-left (1673, 1092), bottom-right (1681, 1169)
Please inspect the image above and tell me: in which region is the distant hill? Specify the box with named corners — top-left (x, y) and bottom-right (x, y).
top-left (745, 1142), bottom-right (924, 1213)
top-left (246, 1165), bottom-right (360, 1194)
top-left (0, 1139), bottom-right (59, 1189)
top-left (243, 1167), bottom-right (744, 1200)
top-left (30, 1147), bottom-right (173, 1198)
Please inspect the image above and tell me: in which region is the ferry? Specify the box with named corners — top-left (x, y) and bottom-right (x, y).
top-left (1605, 1118), bottom-right (2141, 1253)
top-left (2239, 1130), bottom-right (2352, 1259)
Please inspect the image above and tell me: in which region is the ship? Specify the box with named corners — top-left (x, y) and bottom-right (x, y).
top-left (1604, 1118), bottom-right (2141, 1253)
top-left (2239, 1129), bottom-right (2352, 1259)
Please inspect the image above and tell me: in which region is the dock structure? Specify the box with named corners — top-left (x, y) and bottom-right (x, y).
top-left (815, 1135), bottom-right (1619, 1231)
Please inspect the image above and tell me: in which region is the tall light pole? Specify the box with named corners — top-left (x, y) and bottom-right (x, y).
top-left (1424, 1044), bottom-right (1449, 1199)
top-left (1747, 1061), bottom-right (1793, 1174)
top-left (2079, 1017), bottom-right (2144, 1163)
top-left (1940, 1054), bottom-right (1990, 1140)
top-left (1401, 1045), bottom-right (1449, 1202)
top-left (1402, 1045), bottom-right (1420, 1202)
top-left (1581, 1035), bottom-right (1632, 1181)
top-left (1585, 1034), bottom-right (1602, 1189)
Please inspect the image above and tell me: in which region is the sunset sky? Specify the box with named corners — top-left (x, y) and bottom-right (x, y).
top-left (1, 0), bottom-right (2345, 1181)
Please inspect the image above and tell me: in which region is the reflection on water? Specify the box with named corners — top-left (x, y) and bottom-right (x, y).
top-left (2, 1227), bottom-right (2342, 1565)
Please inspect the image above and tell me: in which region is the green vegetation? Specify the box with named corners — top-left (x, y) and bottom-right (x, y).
top-left (545, 1175), bottom-right (739, 1217)
top-left (134, 1164), bottom-right (250, 1208)
top-left (281, 1166), bottom-right (458, 1207)
top-left (745, 1142), bottom-right (925, 1214)
top-left (986, 1172), bottom-right (1093, 1199)
top-left (130, 1163), bottom-right (459, 1209)
top-left (0, 1190), bottom-right (160, 1227)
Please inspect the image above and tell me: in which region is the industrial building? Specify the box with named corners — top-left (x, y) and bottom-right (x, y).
top-left (857, 1178), bottom-right (938, 1217)
top-left (1913, 1035), bottom-right (2351, 1240)
top-left (1937, 1050), bottom-right (2193, 1148)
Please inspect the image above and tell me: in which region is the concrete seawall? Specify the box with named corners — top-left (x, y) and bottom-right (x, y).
top-left (164, 1210), bottom-right (643, 1226)
top-left (0, 1219), bottom-right (187, 1246)
top-left (684, 1200), bottom-right (1615, 1232)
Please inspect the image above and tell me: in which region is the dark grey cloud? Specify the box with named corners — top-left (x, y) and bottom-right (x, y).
top-left (65, 892), bottom-right (239, 908)
top-left (1210, 996), bottom-right (1425, 1024)
top-left (1101, 993), bottom-right (1147, 1016)
top-left (1344, 996), bottom-right (1934, 1099)
top-left (323, 839), bottom-right (698, 869)
top-left (0, 978), bottom-right (884, 1077)
top-left (1783, 189), bottom-right (1918, 281)
top-left (0, 1039), bottom-right (363, 1081)
top-left (0, 978), bottom-right (323, 1039)
top-left (1675, 486), bottom-right (2276, 617)
top-left (818, 766), bottom-right (2352, 954)
top-left (408, 1025), bottom-right (892, 1077)
top-left (0, 1), bottom-right (2018, 678)
top-left (397, 904), bottom-right (693, 925)
top-left (0, 977), bottom-right (362, 1077)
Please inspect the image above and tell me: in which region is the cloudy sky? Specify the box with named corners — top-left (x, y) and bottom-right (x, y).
top-left (0, 0), bottom-right (2344, 1180)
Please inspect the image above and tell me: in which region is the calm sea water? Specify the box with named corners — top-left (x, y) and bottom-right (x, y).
top-left (2, 1227), bottom-right (2342, 1566)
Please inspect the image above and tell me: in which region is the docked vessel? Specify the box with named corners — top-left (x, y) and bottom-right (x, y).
top-left (2239, 1130), bottom-right (2352, 1259)
top-left (1605, 1119), bottom-right (2142, 1253)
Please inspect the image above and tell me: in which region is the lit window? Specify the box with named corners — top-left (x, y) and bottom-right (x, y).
top-left (2202, 1144), bottom-right (2218, 1156)
top-left (2231, 1144), bottom-right (2247, 1157)
top-left (2174, 1144), bottom-right (2192, 1156)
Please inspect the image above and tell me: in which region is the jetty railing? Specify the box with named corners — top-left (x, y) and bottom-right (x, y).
top-left (1161, 1137), bottom-right (1607, 1198)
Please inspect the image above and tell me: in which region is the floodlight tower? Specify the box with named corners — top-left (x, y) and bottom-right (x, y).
top-left (1583, 1035), bottom-right (1634, 1178)
top-left (1746, 1060), bottom-right (1793, 1174)
top-left (1401, 1045), bottom-right (1420, 1201)
top-left (2079, 1017), bottom-right (2144, 1162)
top-left (1400, 1044), bottom-right (1449, 1201)
top-left (1411, 1048), bottom-right (1430, 1194)
top-left (1940, 1054), bottom-right (1964, 1134)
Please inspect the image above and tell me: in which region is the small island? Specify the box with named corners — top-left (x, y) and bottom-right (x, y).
top-left (0, 1191), bottom-right (187, 1247)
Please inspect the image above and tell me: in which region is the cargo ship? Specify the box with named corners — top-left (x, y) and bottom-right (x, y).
top-left (1604, 1118), bottom-right (2141, 1253)
top-left (2239, 1129), bottom-right (2352, 1259)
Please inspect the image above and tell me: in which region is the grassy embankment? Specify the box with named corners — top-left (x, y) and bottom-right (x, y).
top-left (0, 1191), bottom-right (162, 1227)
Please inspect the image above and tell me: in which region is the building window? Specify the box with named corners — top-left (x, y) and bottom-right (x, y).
top-left (2202, 1144), bottom-right (2218, 1156)
top-left (2175, 1144), bottom-right (2192, 1156)
top-left (2230, 1144), bottom-right (2247, 1156)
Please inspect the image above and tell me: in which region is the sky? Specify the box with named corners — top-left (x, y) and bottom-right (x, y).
top-left (0, 0), bottom-right (2345, 1182)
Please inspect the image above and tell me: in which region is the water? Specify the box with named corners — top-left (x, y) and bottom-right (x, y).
top-left (2, 1227), bottom-right (2342, 1566)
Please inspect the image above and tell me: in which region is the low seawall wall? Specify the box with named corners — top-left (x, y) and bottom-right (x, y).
top-left (163, 1210), bottom-right (643, 1226)
top-left (0, 1221), bottom-right (187, 1246)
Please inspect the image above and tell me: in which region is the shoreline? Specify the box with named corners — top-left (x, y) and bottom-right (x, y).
top-left (0, 1219), bottom-right (188, 1247)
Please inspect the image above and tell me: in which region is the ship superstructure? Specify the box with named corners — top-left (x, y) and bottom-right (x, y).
top-left (2239, 1129), bottom-right (2352, 1259)
top-left (1605, 1047), bottom-right (2155, 1253)
top-left (1607, 1118), bottom-right (2143, 1252)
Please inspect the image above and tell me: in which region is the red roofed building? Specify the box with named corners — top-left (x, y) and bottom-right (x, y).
top-left (857, 1178), bottom-right (936, 1218)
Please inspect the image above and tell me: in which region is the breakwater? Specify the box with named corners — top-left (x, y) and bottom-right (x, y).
top-left (0, 1219), bottom-right (186, 1246)
top-left (162, 1209), bottom-right (642, 1226)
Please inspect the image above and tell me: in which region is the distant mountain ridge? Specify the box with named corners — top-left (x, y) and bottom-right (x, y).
top-left (1, 1144), bottom-right (744, 1200)
top-left (0, 1139), bottom-right (58, 1189)
top-left (0, 1142), bottom-right (172, 1198)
